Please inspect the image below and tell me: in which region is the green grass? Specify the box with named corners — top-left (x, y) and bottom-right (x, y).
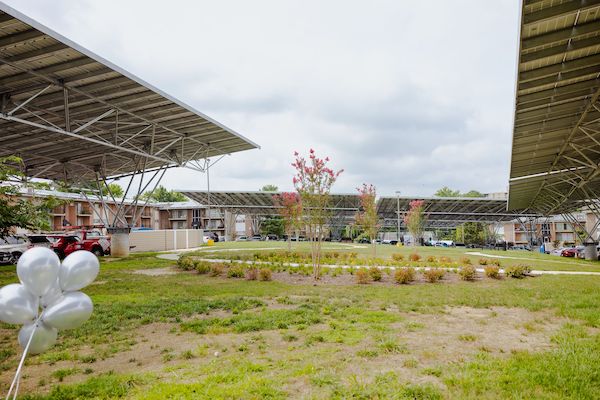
top-left (1, 249), bottom-right (600, 399)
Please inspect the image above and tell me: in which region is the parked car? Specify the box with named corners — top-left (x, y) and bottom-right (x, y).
top-left (0, 235), bottom-right (29, 264)
top-left (560, 247), bottom-right (577, 257)
top-left (49, 229), bottom-right (110, 259)
top-left (27, 234), bottom-right (56, 250)
top-left (250, 235), bottom-right (263, 241)
top-left (265, 234), bottom-right (278, 241)
top-left (381, 239), bottom-right (398, 245)
top-left (509, 245), bottom-right (532, 251)
top-left (236, 235), bottom-right (248, 241)
top-left (550, 247), bottom-right (565, 256)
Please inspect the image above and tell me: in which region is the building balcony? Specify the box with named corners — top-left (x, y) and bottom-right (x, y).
top-left (77, 208), bottom-right (93, 216)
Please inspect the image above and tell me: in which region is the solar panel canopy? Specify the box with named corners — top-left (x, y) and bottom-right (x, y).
top-left (508, 0), bottom-right (600, 214)
top-left (179, 190), bottom-right (361, 216)
top-left (378, 196), bottom-right (539, 228)
top-left (0, 3), bottom-right (258, 181)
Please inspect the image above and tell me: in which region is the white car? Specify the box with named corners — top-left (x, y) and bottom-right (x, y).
top-left (0, 235), bottom-right (29, 264)
top-left (236, 236), bottom-right (248, 241)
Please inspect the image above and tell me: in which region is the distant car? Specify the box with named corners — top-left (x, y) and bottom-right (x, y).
top-left (550, 247), bottom-right (565, 256)
top-left (27, 234), bottom-right (54, 249)
top-left (265, 234), bottom-right (278, 241)
top-left (0, 235), bottom-right (29, 264)
top-left (560, 247), bottom-right (577, 257)
top-left (381, 239), bottom-right (398, 245)
top-left (509, 245), bottom-right (532, 251)
top-left (236, 235), bottom-right (248, 241)
top-left (357, 237), bottom-right (370, 244)
top-left (250, 235), bottom-right (263, 241)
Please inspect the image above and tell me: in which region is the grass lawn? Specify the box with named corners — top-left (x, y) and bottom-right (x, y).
top-left (0, 248), bottom-right (598, 399)
top-left (190, 240), bottom-right (600, 272)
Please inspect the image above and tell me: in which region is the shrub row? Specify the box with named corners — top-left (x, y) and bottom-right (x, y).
top-left (207, 251), bottom-right (503, 269)
top-left (178, 256), bottom-right (531, 282)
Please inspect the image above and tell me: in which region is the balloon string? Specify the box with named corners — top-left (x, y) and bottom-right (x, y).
top-left (5, 315), bottom-right (41, 400)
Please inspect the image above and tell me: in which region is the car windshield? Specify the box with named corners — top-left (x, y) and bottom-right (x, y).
top-left (30, 236), bottom-right (55, 243)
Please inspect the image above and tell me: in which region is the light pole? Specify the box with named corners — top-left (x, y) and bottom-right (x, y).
top-left (395, 191), bottom-right (401, 242)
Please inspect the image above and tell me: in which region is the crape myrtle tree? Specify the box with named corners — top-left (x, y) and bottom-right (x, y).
top-left (0, 156), bottom-right (61, 238)
top-left (292, 149), bottom-right (343, 279)
top-left (273, 191), bottom-right (302, 251)
top-left (404, 199), bottom-right (426, 246)
top-left (355, 183), bottom-right (379, 257)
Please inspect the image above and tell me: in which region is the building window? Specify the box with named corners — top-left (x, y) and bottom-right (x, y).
top-left (192, 209), bottom-right (201, 229)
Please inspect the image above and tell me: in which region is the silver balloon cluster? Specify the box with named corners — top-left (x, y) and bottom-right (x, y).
top-left (0, 247), bottom-right (98, 355)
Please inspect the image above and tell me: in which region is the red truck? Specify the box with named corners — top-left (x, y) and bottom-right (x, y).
top-left (48, 229), bottom-right (111, 259)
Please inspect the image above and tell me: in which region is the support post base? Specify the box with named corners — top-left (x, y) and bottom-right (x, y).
top-left (107, 227), bottom-right (131, 257)
top-left (584, 241), bottom-right (598, 261)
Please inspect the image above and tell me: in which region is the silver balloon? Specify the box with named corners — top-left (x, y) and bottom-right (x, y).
top-left (59, 251), bottom-right (99, 292)
top-left (42, 291), bottom-right (93, 330)
top-left (40, 279), bottom-right (63, 309)
top-left (17, 247), bottom-right (60, 297)
top-left (18, 322), bottom-right (57, 355)
top-left (0, 284), bottom-right (38, 325)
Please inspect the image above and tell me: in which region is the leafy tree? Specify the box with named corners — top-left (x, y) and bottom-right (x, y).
top-left (29, 181), bottom-right (52, 190)
top-left (455, 222), bottom-right (486, 245)
top-left (404, 200), bottom-right (426, 246)
top-left (434, 187), bottom-right (485, 198)
top-left (0, 156), bottom-right (62, 238)
top-left (260, 216), bottom-right (284, 238)
top-left (273, 192), bottom-right (302, 251)
top-left (139, 186), bottom-right (187, 202)
top-left (463, 190), bottom-right (484, 198)
top-left (105, 183), bottom-right (124, 198)
top-left (435, 187), bottom-right (461, 197)
top-left (260, 184), bottom-right (278, 192)
top-left (292, 149), bottom-right (343, 279)
top-left (355, 183), bottom-right (379, 257)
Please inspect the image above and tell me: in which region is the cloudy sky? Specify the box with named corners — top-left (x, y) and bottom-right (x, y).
top-left (6, 0), bottom-right (520, 196)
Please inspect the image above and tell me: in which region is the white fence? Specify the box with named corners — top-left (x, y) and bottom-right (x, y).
top-left (129, 229), bottom-right (204, 252)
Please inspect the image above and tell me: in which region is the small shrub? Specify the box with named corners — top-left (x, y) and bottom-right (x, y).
top-left (209, 263), bottom-right (224, 277)
top-left (458, 265), bottom-right (477, 281)
top-left (369, 267), bottom-right (382, 282)
top-left (478, 258), bottom-right (489, 265)
top-left (490, 258), bottom-right (501, 267)
top-left (460, 257), bottom-right (472, 265)
top-left (259, 268), bottom-right (272, 281)
top-left (394, 267), bottom-right (415, 284)
top-left (423, 268), bottom-right (445, 283)
top-left (484, 265), bottom-right (500, 279)
top-left (180, 350), bottom-right (195, 360)
top-left (177, 256), bottom-right (195, 271)
top-left (245, 267), bottom-right (258, 280)
top-left (391, 253), bottom-right (404, 262)
top-left (439, 256), bottom-right (452, 263)
top-left (356, 268), bottom-right (370, 284)
top-left (227, 265), bottom-right (245, 278)
top-left (505, 264), bottom-right (531, 279)
top-left (195, 261), bottom-right (210, 274)
top-left (426, 256), bottom-right (436, 263)
top-left (408, 253), bottom-right (421, 262)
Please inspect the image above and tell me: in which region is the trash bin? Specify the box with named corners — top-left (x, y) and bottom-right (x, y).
top-left (207, 239), bottom-right (214, 246)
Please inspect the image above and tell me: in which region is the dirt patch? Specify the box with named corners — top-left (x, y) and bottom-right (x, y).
top-left (346, 306), bottom-right (568, 388)
top-left (2, 305), bottom-right (572, 396)
top-left (271, 269), bottom-right (468, 286)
